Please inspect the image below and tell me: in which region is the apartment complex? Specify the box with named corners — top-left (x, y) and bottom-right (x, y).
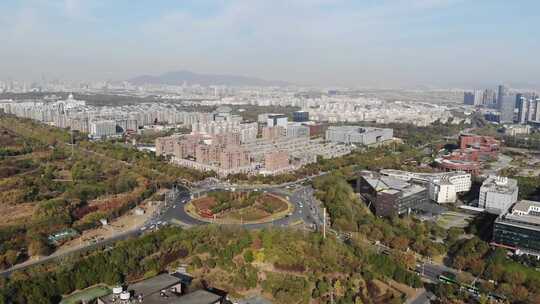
top-left (0, 96), bottom-right (224, 140)
top-left (157, 133), bottom-right (251, 177)
top-left (261, 150), bottom-right (291, 175)
top-left (157, 132), bottom-right (352, 177)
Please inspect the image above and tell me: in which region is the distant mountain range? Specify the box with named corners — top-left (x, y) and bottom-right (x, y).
top-left (128, 70), bottom-right (289, 87)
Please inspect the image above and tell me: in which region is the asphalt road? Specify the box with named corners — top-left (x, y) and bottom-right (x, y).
top-left (0, 229), bottom-right (140, 278)
top-left (415, 262), bottom-right (455, 282)
top-left (1, 177), bottom-right (328, 278)
top-left (408, 289), bottom-right (434, 304)
top-left (158, 183), bottom-right (325, 230)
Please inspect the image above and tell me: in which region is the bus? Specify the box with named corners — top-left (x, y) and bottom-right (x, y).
top-left (438, 274), bottom-right (459, 285)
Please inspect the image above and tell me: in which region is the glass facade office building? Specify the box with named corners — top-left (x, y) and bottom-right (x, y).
top-left (493, 218), bottom-right (540, 253)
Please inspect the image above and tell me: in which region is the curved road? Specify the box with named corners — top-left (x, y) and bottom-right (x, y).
top-left (160, 184), bottom-right (324, 230)
top-left (0, 180), bottom-right (325, 278)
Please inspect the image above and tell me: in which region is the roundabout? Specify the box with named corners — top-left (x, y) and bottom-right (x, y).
top-left (184, 190), bottom-right (294, 225)
top-left (159, 183), bottom-right (323, 230)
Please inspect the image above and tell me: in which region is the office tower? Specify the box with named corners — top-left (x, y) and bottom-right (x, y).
top-left (464, 92), bottom-right (475, 105)
top-left (293, 111), bottom-right (310, 122)
top-left (516, 93), bottom-right (523, 108)
top-left (474, 90), bottom-right (484, 106)
top-left (483, 89), bottom-right (497, 107)
top-left (500, 94), bottom-right (516, 123)
top-left (517, 96), bottom-right (529, 124)
top-left (529, 99), bottom-right (539, 122)
top-left (497, 85), bottom-right (507, 106)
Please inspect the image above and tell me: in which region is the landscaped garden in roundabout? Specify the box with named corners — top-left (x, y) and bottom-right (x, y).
top-left (185, 190), bottom-right (293, 224)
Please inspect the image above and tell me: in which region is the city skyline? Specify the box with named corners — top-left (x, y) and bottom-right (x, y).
top-left (1, 0), bottom-right (540, 88)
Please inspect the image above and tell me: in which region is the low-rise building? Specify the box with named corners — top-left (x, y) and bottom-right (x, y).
top-left (357, 171), bottom-right (429, 217)
top-left (504, 124), bottom-right (531, 136)
top-left (98, 273), bottom-right (223, 304)
top-left (90, 120), bottom-right (117, 139)
top-left (434, 158), bottom-right (481, 176)
top-left (479, 176), bottom-right (519, 215)
top-left (285, 123), bottom-right (310, 138)
top-left (459, 133), bottom-right (500, 159)
top-left (380, 169), bottom-right (472, 204)
top-left (493, 200), bottom-right (540, 256)
top-left (325, 126), bottom-right (393, 145)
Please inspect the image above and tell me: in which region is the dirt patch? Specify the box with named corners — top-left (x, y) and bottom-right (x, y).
top-left (192, 196), bottom-right (217, 210)
top-left (0, 202), bottom-right (35, 226)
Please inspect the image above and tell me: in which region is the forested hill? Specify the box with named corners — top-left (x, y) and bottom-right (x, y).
top-left (0, 226), bottom-right (421, 304)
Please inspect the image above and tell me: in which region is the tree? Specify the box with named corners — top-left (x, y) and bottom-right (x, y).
top-left (468, 258), bottom-right (485, 276)
top-left (334, 279), bottom-right (344, 298)
top-left (512, 285), bottom-right (529, 302)
top-left (390, 236), bottom-right (409, 251)
top-left (27, 237), bottom-right (52, 257)
top-left (243, 250), bottom-right (254, 263)
top-left (453, 256), bottom-right (467, 271)
top-left (503, 269), bottom-right (525, 285)
top-left (392, 251), bottom-right (415, 270)
top-left (2, 250), bottom-right (19, 267)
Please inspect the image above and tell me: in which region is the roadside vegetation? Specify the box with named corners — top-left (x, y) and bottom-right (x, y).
top-left (0, 115), bottom-right (205, 270)
top-left (442, 237), bottom-right (540, 303)
top-left (0, 226), bottom-right (421, 304)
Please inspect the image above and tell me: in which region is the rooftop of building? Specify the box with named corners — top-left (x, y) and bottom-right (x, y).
top-left (481, 176), bottom-right (518, 194)
top-left (380, 169), bottom-right (470, 181)
top-left (511, 200), bottom-right (540, 215)
top-left (327, 126), bottom-right (391, 132)
top-left (435, 158), bottom-right (480, 167)
top-left (99, 274), bottom-right (179, 303)
top-left (99, 274), bottom-right (221, 304)
top-left (268, 114), bottom-right (287, 118)
top-left (359, 171), bottom-right (426, 197)
top-left (167, 289), bottom-right (222, 304)
top-left (499, 200), bottom-right (540, 228)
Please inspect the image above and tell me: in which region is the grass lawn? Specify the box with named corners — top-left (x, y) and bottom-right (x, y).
top-left (228, 207), bottom-right (269, 221)
top-left (60, 285), bottom-right (110, 304)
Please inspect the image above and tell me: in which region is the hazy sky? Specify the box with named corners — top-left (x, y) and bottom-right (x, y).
top-left (1, 0), bottom-right (539, 87)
